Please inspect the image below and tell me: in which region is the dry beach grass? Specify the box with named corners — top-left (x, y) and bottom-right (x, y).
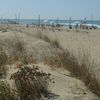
top-left (0, 24), bottom-right (100, 99)
top-left (36, 27), bottom-right (100, 97)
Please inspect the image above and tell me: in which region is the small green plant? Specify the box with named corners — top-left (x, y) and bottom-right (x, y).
top-left (20, 54), bottom-right (37, 65)
top-left (0, 48), bottom-right (8, 77)
top-left (20, 55), bottom-right (29, 65)
top-left (0, 81), bottom-right (17, 100)
top-left (11, 65), bottom-right (52, 100)
top-left (0, 48), bottom-right (8, 66)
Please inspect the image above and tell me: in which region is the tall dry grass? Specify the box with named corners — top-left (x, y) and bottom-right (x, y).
top-left (37, 29), bottom-right (100, 97)
top-left (7, 39), bottom-right (26, 61)
top-left (46, 51), bottom-right (100, 96)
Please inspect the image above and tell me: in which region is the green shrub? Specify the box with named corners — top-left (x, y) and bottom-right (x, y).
top-left (0, 48), bottom-right (8, 77)
top-left (0, 81), bottom-right (17, 100)
top-left (0, 48), bottom-right (8, 66)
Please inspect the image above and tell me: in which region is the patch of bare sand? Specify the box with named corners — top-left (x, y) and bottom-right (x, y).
top-left (34, 63), bottom-right (100, 100)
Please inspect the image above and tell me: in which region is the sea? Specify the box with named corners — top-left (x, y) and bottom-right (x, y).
top-left (18, 19), bottom-right (100, 28)
top-left (1, 19), bottom-right (100, 28)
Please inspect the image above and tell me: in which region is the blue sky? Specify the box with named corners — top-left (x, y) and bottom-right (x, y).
top-left (0, 0), bottom-right (100, 20)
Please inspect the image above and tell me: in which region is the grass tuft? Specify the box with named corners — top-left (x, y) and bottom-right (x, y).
top-left (7, 39), bottom-right (26, 62)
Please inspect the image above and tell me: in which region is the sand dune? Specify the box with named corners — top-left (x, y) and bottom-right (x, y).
top-left (0, 24), bottom-right (100, 99)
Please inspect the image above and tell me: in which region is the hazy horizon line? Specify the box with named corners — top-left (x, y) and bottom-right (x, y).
top-left (1, 18), bottom-right (100, 21)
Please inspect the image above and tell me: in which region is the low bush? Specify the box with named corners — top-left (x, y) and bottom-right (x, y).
top-left (11, 65), bottom-right (52, 100)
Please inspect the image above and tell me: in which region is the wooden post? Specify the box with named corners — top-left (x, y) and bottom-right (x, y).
top-left (69, 17), bottom-right (72, 29)
top-left (38, 14), bottom-right (40, 27)
top-left (57, 18), bottom-right (59, 26)
top-left (18, 13), bottom-right (20, 24)
top-left (91, 14), bottom-right (93, 28)
top-left (15, 14), bottom-right (17, 24)
top-left (84, 17), bottom-right (87, 24)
